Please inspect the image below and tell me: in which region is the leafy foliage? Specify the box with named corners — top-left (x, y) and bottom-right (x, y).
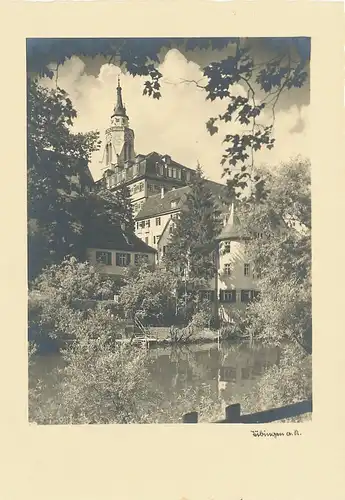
top-left (88, 185), bottom-right (134, 232)
top-left (27, 37), bottom-right (310, 193)
top-left (28, 306), bottom-right (223, 424)
top-left (27, 80), bottom-right (101, 280)
top-left (27, 80), bottom-right (135, 280)
top-left (237, 158), bottom-right (312, 353)
top-left (241, 344), bottom-right (312, 422)
top-left (29, 257), bottom-right (119, 340)
top-left (118, 263), bottom-right (176, 324)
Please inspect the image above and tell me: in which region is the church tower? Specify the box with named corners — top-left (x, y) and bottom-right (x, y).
top-left (103, 77), bottom-right (135, 170)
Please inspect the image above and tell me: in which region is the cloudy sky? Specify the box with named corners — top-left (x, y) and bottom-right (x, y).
top-left (40, 44), bottom-right (310, 184)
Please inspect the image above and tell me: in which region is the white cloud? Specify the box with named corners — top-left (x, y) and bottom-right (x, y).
top-left (40, 49), bottom-right (310, 183)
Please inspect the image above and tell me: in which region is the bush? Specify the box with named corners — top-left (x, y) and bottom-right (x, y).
top-left (29, 306), bottom-right (223, 424)
top-left (240, 344), bottom-right (312, 422)
top-left (118, 264), bottom-right (176, 324)
top-left (29, 257), bottom-right (119, 341)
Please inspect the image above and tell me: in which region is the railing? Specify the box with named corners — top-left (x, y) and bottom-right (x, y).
top-left (182, 399), bottom-right (312, 423)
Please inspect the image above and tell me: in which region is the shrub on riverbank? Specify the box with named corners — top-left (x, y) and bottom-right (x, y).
top-left (29, 257), bottom-right (120, 341)
top-left (28, 306), bottom-right (223, 424)
top-left (239, 344), bottom-right (312, 422)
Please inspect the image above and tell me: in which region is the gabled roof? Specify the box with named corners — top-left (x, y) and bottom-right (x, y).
top-left (135, 186), bottom-right (190, 219)
top-left (86, 224), bottom-right (157, 254)
top-left (136, 180), bottom-right (226, 220)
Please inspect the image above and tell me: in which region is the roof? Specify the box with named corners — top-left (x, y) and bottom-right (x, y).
top-left (216, 203), bottom-right (249, 240)
top-left (112, 78), bottom-right (128, 118)
top-left (136, 180), bottom-right (226, 220)
top-left (136, 186), bottom-right (190, 219)
top-left (86, 224), bottom-right (157, 254)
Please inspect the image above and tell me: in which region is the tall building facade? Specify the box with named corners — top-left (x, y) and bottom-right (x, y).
top-left (98, 81), bottom-right (260, 319)
top-left (99, 79), bottom-right (198, 216)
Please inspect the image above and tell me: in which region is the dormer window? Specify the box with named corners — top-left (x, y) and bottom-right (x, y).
top-left (171, 201), bottom-right (177, 209)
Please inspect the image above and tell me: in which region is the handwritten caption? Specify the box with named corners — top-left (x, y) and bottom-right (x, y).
top-left (251, 429), bottom-right (301, 438)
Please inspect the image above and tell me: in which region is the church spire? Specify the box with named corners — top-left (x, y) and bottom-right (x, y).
top-left (113, 77), bottom-right (127, 118)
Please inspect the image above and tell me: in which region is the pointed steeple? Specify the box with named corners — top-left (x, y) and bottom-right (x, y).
top-left (113, 77), bottom-right (127, 118)
top-left (216, 202), bottom-right (247, 240)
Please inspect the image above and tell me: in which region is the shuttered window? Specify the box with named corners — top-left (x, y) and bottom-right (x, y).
top-left (116, 253), bottom-right (131, 267)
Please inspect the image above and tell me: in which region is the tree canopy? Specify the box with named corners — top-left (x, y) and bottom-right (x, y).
top-left (27, 79), bottom-right (134, 280)
top-left (238, 157), bottom-right (311, 353)
top-left (27, 37), bottom-right (310, 194)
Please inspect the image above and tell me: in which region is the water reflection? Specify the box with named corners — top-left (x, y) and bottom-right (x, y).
top-left (30, 341), bottom-right (281, 411)
top-left (147, 341), bottom-right (281, 404)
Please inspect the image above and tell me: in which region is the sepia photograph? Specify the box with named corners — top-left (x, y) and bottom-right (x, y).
top-left (27, 37), bottom-right (312, 425)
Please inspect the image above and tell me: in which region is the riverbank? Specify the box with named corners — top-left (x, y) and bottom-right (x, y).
top-left (30, 328), bottom-right (249, 354)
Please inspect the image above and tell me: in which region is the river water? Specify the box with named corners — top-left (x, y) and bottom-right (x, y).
top-left (29, 341), bottom-right (281, 421)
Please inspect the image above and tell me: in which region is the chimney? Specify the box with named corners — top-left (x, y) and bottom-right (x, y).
top-left (161, 186), bottom-right (165, 199)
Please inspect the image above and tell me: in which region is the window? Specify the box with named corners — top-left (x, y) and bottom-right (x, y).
top-left (136, 222), bottom-right (139, 230)
top-left (139, 221), bottom-right (145, 229)
top-left (172, 168), bottom-right (177, 178)
top-left (200, 290), bottom-right (215, 301)
top-left (186, 171), bottom-right (191, 182)
top-left (224, 241), bottom-right (231, 254)
top-left (156, 217), bottom-right (161, 226)
top-left (168, 167), bottom-right (172, 178)
top-left (220, 367), bottom-right (236, 382)
top-left (220, 290), bottom-right (236, 303)
top-left (145, 220), bottom-right (150, 228)
top-left (241, 290), bottom-right (252, 303)
top-left (135, 254), bottom-right (149, 265)
top-left (171, 201), bottom-right (177, 209)
top-left (116, 253), bottom-right (131, 267)
top-left (176, 169), bottom-right (181, 180)
top-left (244, 263), bottom-right (250, 276)
top-left (153, 235), bottom-right (160, 244)
top-left (96, 251), bottom-right (112, 266)
top-left (252, 290), bottom-right (260, 300)
top-left (224, 264), bottom-right (231, 276)
top-left (139, 182), bottom-right (144, 191)
top-left (163, 246), bottom-right (167, 255)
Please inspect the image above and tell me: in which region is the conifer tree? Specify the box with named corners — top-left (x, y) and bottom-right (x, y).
top-left (164, 164), bottom-right (222, 283)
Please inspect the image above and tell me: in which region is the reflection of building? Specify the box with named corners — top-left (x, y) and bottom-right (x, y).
top-left (216, 344), bottom-right (280, 400)
top-left (148, 343), bottom-right (281, 406)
